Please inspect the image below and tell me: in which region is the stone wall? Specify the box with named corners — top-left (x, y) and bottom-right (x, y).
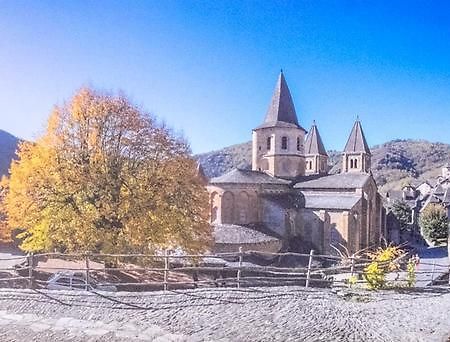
top-left (214, 240), bottom-right (282, 254)
top-left (296, 209), bottom-right (327, 253)
top-left (207, 185), bottom-right (259, 225)
top-left (260, 197), bottom-right (289, 237)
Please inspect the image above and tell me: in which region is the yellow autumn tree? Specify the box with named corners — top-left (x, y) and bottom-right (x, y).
top-left (0, 176), bottom-right (10, 242)
top-left (5, 87), bottom-right (211, 254)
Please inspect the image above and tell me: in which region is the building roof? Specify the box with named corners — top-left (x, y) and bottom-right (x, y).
top-left (212, 224), bottom-right (280, 244)
top-left (443, 188), bottom-right (450, 205)
top-left (302, 192), bottom-right (361, 210)
top-left (209, 168), bottom-right (291, 185)
top-left (386, 190), bottom-right (404, 201)
top-left (304, 122), bottom-right (328, 156)
top-left (343, 120), bottom-right (371, 154)
top-left (434, 184), bottom-right (445, 195)
top-left (255, 71), bottom-right (306, 132)
top-left (294, 172), bottom-right (371, 190)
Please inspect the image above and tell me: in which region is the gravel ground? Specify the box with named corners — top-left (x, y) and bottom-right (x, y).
top-left (0, 286), bottom-right (449, 341)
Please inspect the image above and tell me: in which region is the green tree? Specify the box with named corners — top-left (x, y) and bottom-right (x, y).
top-left (391, 200), bottom-right (411, 231)
top-left (5, 87), bottom-right (212, 254)
top-left (419, 204), bottom-right (448, 244)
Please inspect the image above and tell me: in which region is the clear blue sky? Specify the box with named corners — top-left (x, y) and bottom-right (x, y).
top-left (1, 1), bottom-right (450, 153)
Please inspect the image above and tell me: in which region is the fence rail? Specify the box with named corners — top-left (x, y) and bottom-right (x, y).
top-left (0, 249), bottom-right (448, 291)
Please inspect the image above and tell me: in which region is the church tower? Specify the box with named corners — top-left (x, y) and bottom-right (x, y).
top-left (304, 122), bottom-right (328, 175)
top-left (342, 119), bottom-right (371, 173)
top-left (252, 71), bottom-right (307, 178)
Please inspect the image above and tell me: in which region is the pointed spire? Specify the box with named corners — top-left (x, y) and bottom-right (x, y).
top-left (195, 162), bottom-right (208, 185)
top-left (343, 119), bottom-right (371, 154)
top-left (263, 71), bottom-right (300, 126)
top-left (305, 121), bottom-right (328, 156)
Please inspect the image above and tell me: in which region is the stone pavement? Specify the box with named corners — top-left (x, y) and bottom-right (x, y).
top-left (0, 287), bottom-right (450, 341)
top-left (0, 309), bottom-right (189, 341)
top-left (416, 246), bottom-right (449, 287)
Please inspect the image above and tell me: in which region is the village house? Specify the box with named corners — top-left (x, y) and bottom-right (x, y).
top-left (206, 72), bottom-right (386, 256)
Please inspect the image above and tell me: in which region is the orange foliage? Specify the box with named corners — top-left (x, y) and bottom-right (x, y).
top-left (5, 87), bottom-right (212, 254)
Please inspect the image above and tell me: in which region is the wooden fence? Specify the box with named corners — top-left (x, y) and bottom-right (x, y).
top-left (0, 248), bottom-right (449, 291)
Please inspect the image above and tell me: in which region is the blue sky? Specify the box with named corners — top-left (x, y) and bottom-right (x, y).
top-left (1, 1), bottom-right (450, 153)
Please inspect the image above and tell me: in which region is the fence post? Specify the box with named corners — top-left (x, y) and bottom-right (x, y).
top-left (431, 261), bottom-right (436, 284)
top-left (28, 253), bottom-right (34, 289)
top-left (237, 247), bottom-right (243, 289)
top-left (163, 249), bottom-right (169, 291)
top-left (305, 250), bottom-right (314, 288)
top-left (85, 252), bottom-right (90, 290)
top-left (448, 264), bottom-right (450, 287)
top-left (350, 254), bottom-right (355, 277)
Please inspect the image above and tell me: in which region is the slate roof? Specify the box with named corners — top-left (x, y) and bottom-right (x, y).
top-left (302, 192), bottom-right (361, 210)
top-left (304, 122), bottom-right (328, 156)
top-left (434, 184), bottom-right (445, 195)
top-left (294, 172), bottom-right (371, 190)
top-left (213, 224), bottom-right (280, 244)
top-left (343, 120), bottom-right (371, 154)
top-left (209, 168), bottom-right (291, 185)
top-left (428, 179), bottom-right (438, 188)
top-left (386, 190), bottom-right (404, 201)
top-left (255, 71), bottom-right (306, 132)
top-left (443, 188), bottom-right (450, 205)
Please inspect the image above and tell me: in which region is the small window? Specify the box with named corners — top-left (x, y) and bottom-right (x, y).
top-left (297, 137), bottom-right (301, 151)
top-left (350, 159), bottom-right (354, 168)
top-left (266, 137), bottom-right (271, 150)
top-left (354, 159), bottom-right (358, 169)
top-left (281, 136), bottom-right (288, 150)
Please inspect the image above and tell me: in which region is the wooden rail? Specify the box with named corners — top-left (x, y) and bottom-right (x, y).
top-left (0, 249), bottom-right (448, 290)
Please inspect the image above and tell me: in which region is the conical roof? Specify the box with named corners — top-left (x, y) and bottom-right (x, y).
top-left (305, 122), bottom-right (328, 156)
top-left (255, 71), bottom-right (306, 131)
top-left (343, 119), bottom-right (371, 154)
top-left (195, 162), bottom-right (208, 184)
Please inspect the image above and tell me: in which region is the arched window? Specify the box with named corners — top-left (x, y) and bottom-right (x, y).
top-left (222, 192), bottom-right (235, 224)
top-left (266, 136), bottom-right (271, 150)
top-left (354, 159), bottom-right (358, 169)
top-left (281, 136), bottom-right (288, 150)
top-left (350, 159), bottom-right (354, 168)
top-left (210, 192), bottom-right (219, 223)
top-left (297, 137), bottom-right (301, 151)
top-left (237, 191), bottom-right (249, 224)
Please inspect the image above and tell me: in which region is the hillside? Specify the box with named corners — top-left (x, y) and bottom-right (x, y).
top-left (196, 139), bottom-right (450, 193)
top-left (0, 130), bottom-right (19, 177)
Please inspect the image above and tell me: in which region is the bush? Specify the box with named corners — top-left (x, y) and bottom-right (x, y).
top-left (419, 204), bottom-right (448, 244)
top-left (363, 245), bottom-right (403, 290)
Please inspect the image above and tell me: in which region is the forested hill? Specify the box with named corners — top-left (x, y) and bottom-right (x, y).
top-left (0, 130), bottom-right (19, 177)
top-left (196, 139), bottom-right (450, 192)
top-left (2, 130), bottom-right (450, 193)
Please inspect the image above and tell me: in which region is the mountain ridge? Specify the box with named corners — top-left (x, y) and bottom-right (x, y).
top-left (0, 130), bottom-right (20, 178)
top-left (1, 128), bottom-right (449, 193)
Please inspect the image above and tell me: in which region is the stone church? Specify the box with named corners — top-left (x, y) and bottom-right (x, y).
top-left (207, 72), bottom-right (386, 256)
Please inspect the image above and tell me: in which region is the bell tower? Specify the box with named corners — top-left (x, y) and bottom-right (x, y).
top-left (252, 71), bottom-right (306, 178)
top-left (304, 121), bottom-right (328, 175)
top-left (342, 119), bottom-right (371, 173)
